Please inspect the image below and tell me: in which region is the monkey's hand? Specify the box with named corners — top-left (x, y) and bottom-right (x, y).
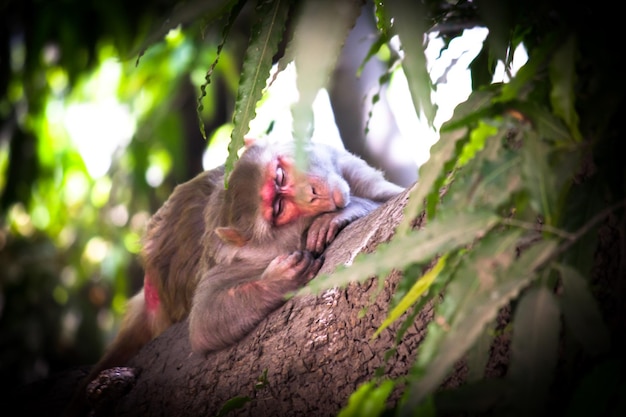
top-left (264, 250), bottom-right (323, 288)
top-left (306, 197), bottom-right (380, 254)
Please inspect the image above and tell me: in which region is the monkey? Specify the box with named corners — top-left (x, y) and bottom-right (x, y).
top-left (65, 139), bottom-right (403, 416)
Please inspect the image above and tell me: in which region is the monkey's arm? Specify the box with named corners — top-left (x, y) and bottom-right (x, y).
top-left (188, 251), bottom-right (322, 354)
top-left (337, 151), bottom-right (405, 202)
top-left (306, 196), bottom-right (380, 254)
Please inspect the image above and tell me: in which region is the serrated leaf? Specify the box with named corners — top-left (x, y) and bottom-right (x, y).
top-left (397, 126), bottom-right (468, 235)
top-left (555, 263), bottom-right (610, 356)
top-left (301, 212), bottom-right (500, 295)
top-left (549, 35), bottom-right (582, 142)
top-left (398, 86), bottom-right (503, 234)
top-left (386, 0), bottom-right (436, 125)
top-left (442, 127), bottom-right (523, 213)
top-left (507, 286), bottom-right (560, 415)
top-left (457, 120), bottom-right (498, 167)
top-left (373, 254), bottom-right (448, 339)
top-left (197, 0), bottom-right (246, 140)
top-left (225, 0), bottom-right (293, 180)
top-left (131, 0), bottom-right (238, 61)
top-left (400, 239), bottom-right (558, 414)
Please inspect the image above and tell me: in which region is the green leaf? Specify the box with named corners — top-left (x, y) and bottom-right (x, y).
top-left (131, 0), bottom-right (239, 61)
top-left (215, 395), bottom-right (252, 417)
top-left (555, 263), bottom-right (610, 356)
top-left (496, 33), bottom-right (558, 103)
top-left (507, 286), bottom-right (560, 416)
top-left (338, 380), bottom-right (395, 417)
top-left (386, 0), bottom-right (436, 125)
top-left (290, 0), bottom-right (363, 152)
top-left (457, 121), bottom-right (498, 167)
top-left (441, 126), bottom-right (523, 214)
top-left (197, 0), bottom-right (246, 140)
top-left (373, 254), bottom-right (448, 339)
top-left (397, 127), bottom-right (468, 235)
top-left (400, 239), bottom-right (558, 415)
top-left (226, 0), bottom-right (293, 180)
top-left (302, 212), bottom-right (500, 295)
top-left (549, 35), bottom-right (583, 142)
top-left (398, 87), bottom-right (502, 234)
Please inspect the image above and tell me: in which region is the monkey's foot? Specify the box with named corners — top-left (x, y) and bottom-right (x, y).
top-left (86, 367), bottom-right (138, 413)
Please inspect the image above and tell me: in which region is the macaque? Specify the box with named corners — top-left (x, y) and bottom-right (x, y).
top-left (66, 139), bottom-right (403, 416)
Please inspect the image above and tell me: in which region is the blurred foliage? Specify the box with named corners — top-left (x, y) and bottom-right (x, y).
top-left (0, 0), bottom-right (246, 389)
top-left (1, 0), bottom-right (625, 416)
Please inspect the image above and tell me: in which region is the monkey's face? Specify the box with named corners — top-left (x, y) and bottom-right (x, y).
top-left (220, 142), bottom-right (350, 246)
top-left (260, 152), bottom-right (349, 227)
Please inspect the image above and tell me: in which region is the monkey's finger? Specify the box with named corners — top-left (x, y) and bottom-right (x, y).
top-left (304, 256), bottom-right (324, 280)
top-left (324, 221), bottom-right (343, 246)
top-left (306, 225), bottom-right (325, 255)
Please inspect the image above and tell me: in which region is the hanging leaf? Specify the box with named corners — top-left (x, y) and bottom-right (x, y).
top-left (507, 286), bottom-right (560, 415)
top-left (197, 0), bottom-right (247, 140)
top-left (549, 35), bottom-right (583, 142)
top-left (555, 263), bottom-right (610, 356)
top-left (386, 0), bottom-right (436, 125)
top-left (288, 0), bottom-right (362, 169)
top-left (338, 380), bottom-right (396, 417)
top-left (226, 0), bottom-right (293, 180)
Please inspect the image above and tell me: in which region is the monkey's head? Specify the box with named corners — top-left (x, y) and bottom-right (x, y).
top-left (216, 141), bottom-right (350, 246)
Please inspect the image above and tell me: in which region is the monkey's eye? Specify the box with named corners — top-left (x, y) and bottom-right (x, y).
top-left (275, 166), bottom-right (286, 187)
top-left (273, 197), bottom-right (284, 219)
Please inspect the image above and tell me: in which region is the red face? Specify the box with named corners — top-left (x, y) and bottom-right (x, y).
top-left (260, 156), bottom-right (346, 226)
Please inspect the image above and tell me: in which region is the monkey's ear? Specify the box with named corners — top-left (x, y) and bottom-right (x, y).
top-left (215, 227), bottom-right (248, 247)
top-left (243, 137), bottom-right (257, 148)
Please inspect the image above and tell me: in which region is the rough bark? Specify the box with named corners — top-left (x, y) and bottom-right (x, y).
top-left (15, 188), bottom-right (436, 417)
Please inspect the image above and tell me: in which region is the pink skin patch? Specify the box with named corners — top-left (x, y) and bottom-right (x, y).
top-left (260, 159), bottom-right (277, 223)
top-left (144, 273), bottom-right (160, 313)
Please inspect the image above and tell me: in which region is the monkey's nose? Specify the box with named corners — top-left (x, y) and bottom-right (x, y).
top-left (332, 189), bottom-right (348, 209)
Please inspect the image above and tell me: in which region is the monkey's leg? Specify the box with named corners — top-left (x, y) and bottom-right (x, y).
top-left (189, 251), bottom-right (323, 354)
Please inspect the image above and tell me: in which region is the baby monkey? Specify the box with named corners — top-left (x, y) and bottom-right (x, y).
top-left (67, 139), bottom-right (403, 416)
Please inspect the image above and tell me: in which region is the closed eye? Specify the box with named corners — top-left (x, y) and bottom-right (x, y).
top-left (273, 196), bottom-right (284, 219)
top-left (275, 166), bottom-right (286, 187)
